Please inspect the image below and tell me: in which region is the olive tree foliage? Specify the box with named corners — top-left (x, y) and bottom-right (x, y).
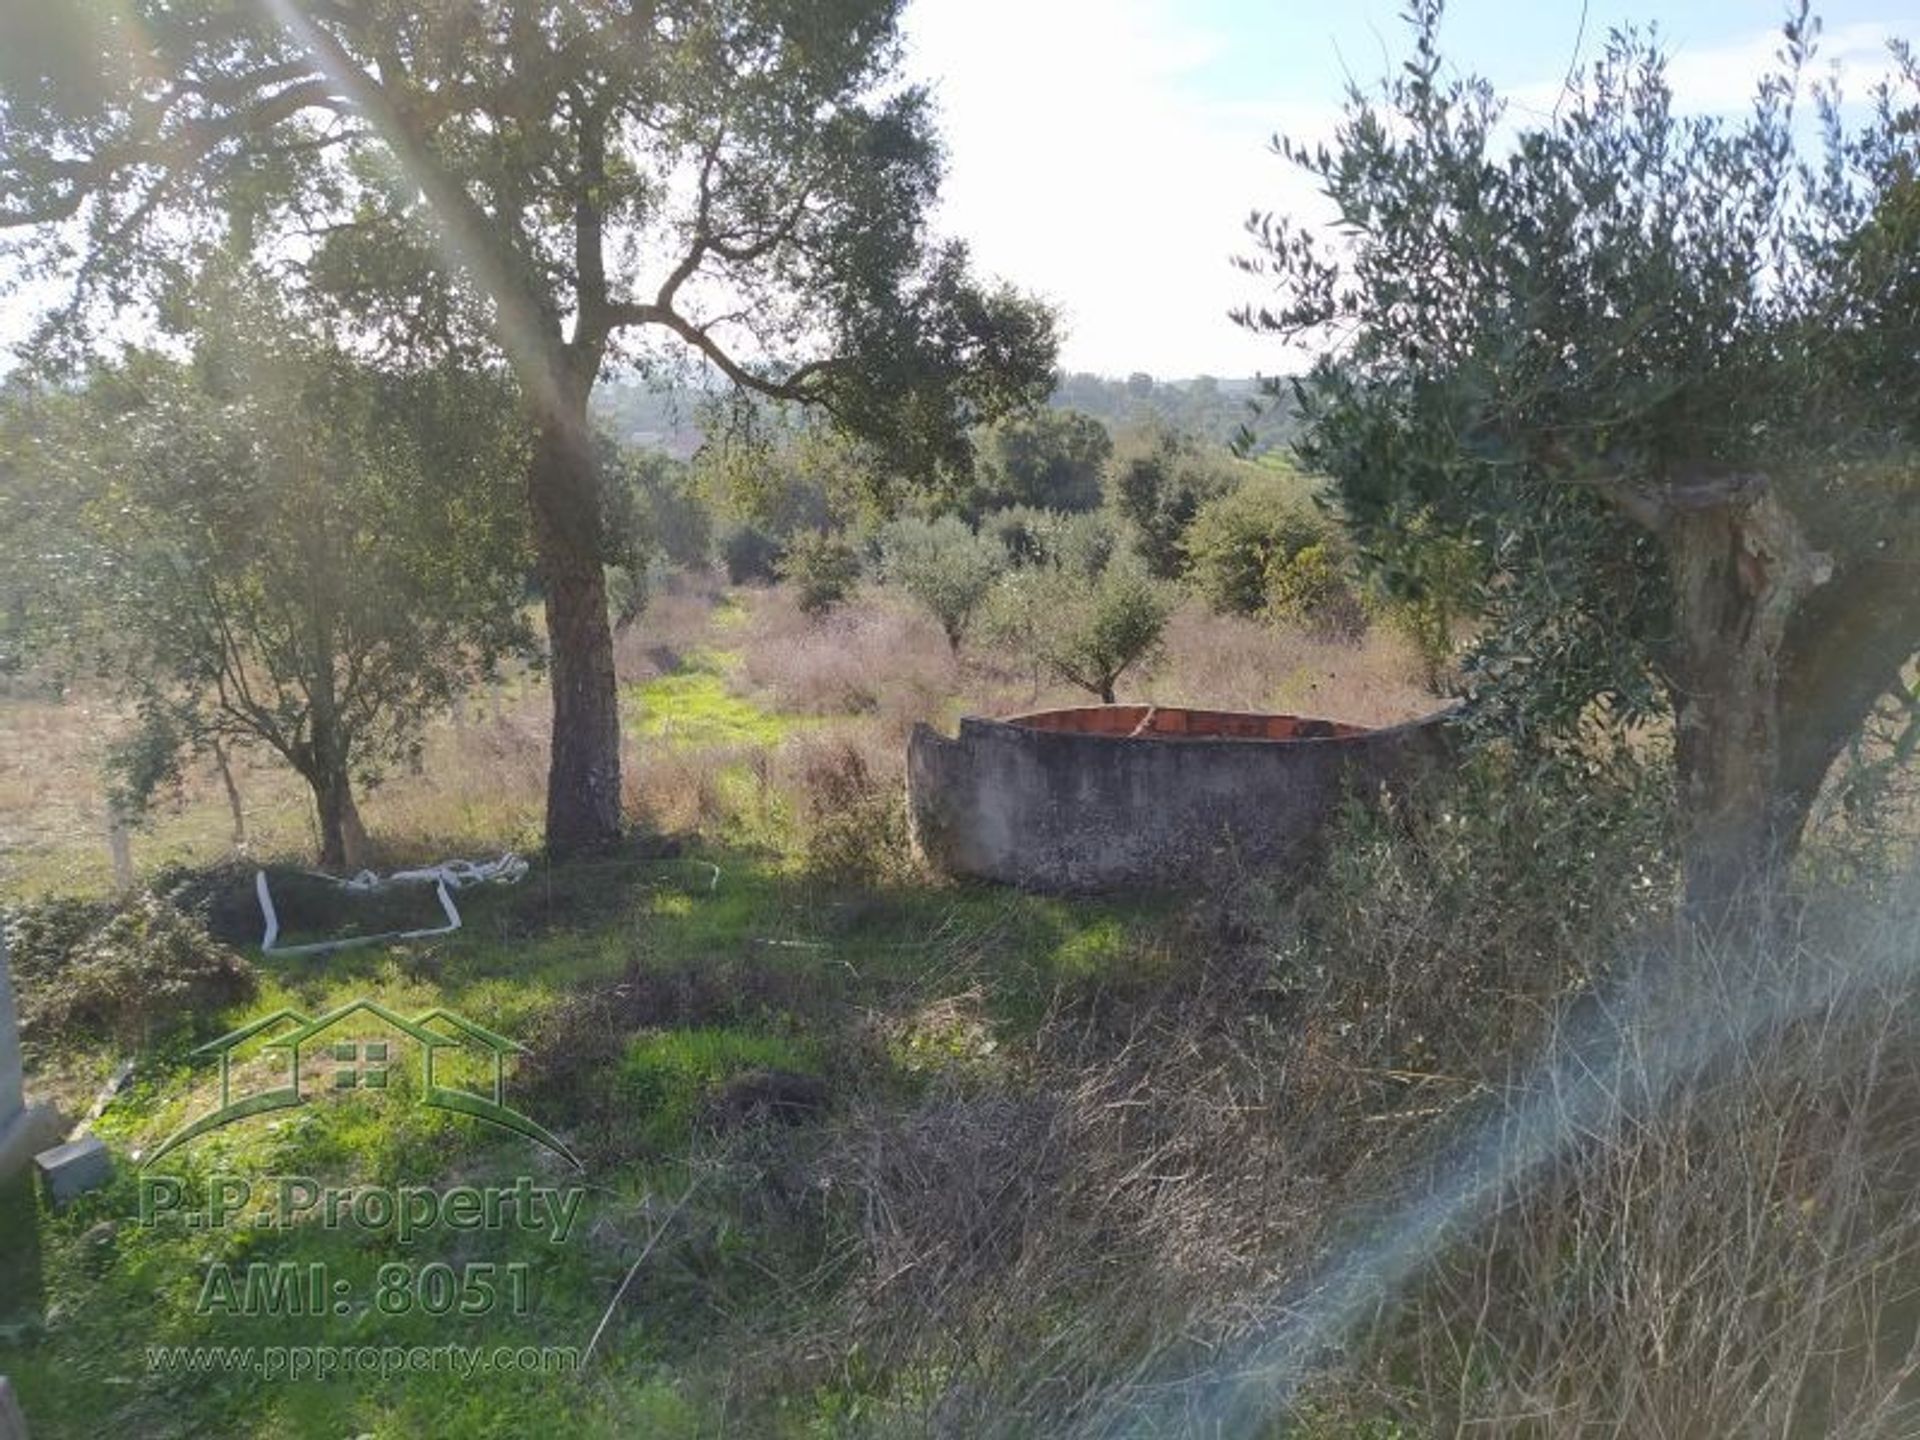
top-left (16, 285), bottom-right (533, 870)
top-left (877, 514), bottom-right (1005, 654)
top-left (1013, 557), bottom-right (1174, 705)
top-left (984, 506), bottom-right (1118, 575)
top-left (0, 0), bottom-right (1057, 856)
top-left (1237, 1), bottom-right (1920, 916)
top-left (982, 519), bottom-right (1173, 705)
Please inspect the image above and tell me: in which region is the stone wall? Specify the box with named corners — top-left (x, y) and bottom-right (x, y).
top-left (0, 931), bottom-right (60, 1184)
top-left (907, 705), bottom-right (1456, 891)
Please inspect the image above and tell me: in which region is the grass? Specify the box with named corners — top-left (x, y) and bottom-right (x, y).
top-left (0, 807), bottom-right (1176, 1437)
top-left (627, 670), bottom-right (799, 749)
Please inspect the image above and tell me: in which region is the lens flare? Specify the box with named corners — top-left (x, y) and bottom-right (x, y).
top-left (1089, 903), bottom-right (1920, 1438)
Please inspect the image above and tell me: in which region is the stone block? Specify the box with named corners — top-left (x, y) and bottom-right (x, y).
top-left (33, 1136), bottom-right (112, 1206)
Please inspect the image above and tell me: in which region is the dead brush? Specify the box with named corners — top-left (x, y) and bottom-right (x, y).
top-left (769, 931), bottom-right (1428, 1437)
top-left (1152, 602), bottom-right (1435, 724)
top-left (1282, 886), bottom-right (1920, 1439)
top-left (738, 787), bottom-right (1920, 1437)
top-left (613, 567), bottom-right (725, 683)
top-left (740, 586), bottom-right (961, 724)
top-left (624, 741), bottom-right (756, 836)
top-left (782, 733), bottom-right (917, 886)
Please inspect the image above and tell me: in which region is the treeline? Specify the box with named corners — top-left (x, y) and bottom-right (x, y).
top-left (590, 370), bottom-right (1301, 462)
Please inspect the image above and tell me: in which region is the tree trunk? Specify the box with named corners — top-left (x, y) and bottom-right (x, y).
top-left (106, 803), bottom-right (135, 896)
top-left (212, 740), bottom-right (246, 849)
top-left (1663, 487), bottom-right (1828, 925)
top-left (302, 614), bottom-right (369, 873)
top-left (1100, 679), bottom-right (1116, 704)
top-left (313, 767), bottom-right (371, 873)
top-left (1773, 556), bottom-right (1920, 855)
top-left (529, 379), bottom-right (623, 857)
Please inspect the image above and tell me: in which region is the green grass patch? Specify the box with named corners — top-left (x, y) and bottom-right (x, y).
top-left (615, 1026), bottom-right (816, 1151)
top-left (2, 830), bottom-right (1180, 1437)
top-left (626, 671), bottom-right (796, 748)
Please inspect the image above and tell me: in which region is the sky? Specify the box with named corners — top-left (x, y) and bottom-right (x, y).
top-left (1, 2), bottom-right (1908, 380)
top-left (900, 0), bottom-right (1914, 378)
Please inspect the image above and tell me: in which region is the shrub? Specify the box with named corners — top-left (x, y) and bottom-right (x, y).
top-left (878, 514), bottom-right (1006, 654)
top-left (983, 506), bottom-right (1118, 578)
top-left (605, 559), bottom-right (658, 632)
top-left (982, 504), bottom-right (1057, 567)
top-left (1268, 540), bottom-right (1369, 641)
top-left (1182, 471), bottom-right (1331, 616)
top-left (777, 528), bottom-right (862, 617)
top-left (1369, 510), bottom-right (1483, 689)
top-left (789, 736), bottom-right (915, 886)
top-left (1295, 740), bottom-right (1676, 1069)
top-left (719, 523), bottom-right (782, 584)
top-left (5, 892), bottom-right (257, 1055)
top-left (1104, 423), bottom-right (1242, 578)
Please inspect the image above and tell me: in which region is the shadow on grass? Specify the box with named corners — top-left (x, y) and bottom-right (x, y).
top-left (0, 1172), bottom-right (43, 1326)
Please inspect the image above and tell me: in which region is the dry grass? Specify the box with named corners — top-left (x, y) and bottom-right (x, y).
top-left (1305, 891), bottom-right (1920, 1439)
top-left (1152, 602), bottom-right (1436, 727)
top-left (730, 880), bottom-right (1920, 1440)
top-left (613, 566), bottom-right (728, 684)
top-left (738, 586), bottom-right (965, 736)
top-left (1, 576), bottom-right (1440, 898)
top-left (734, 582), bottom-right (1438, 738)
top-left (0, 674), bottom-right (552, 898)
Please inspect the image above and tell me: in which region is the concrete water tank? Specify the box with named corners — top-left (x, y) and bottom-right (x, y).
top-left (907, 703), bottom-right (1455, 890)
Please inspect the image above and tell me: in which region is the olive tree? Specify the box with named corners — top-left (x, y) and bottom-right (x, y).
top-left (878, 514), bottom-right (1005, 654)
top-left (24, 287), bottom-right (533, 869)
top-left (0, 0), bottom-right (1055, 856)
top-left (1239, 2), bottom-right (1919, 918)
top-left (989, 550), bottom-right (1174, 706)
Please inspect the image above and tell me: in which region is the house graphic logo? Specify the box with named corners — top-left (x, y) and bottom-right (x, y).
top-left (145, 998), bottom-right (581, 1171)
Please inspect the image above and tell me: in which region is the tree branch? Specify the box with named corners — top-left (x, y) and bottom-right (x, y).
top-left (267, 1), bottom-right (570, 411)
top-left (602, 298), bottom-right (834, 404)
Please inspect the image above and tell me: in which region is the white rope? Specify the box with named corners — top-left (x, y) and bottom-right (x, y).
top-left (256, 852), bottom-right (528, 958)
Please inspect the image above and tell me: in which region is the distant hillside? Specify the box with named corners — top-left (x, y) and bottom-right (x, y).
top-left (589, 371), bottom-right (1298, 456)
top-left (588, 380), bottom-right (711, 459)
top-left (1050, 372), bottom-right (1298, 453)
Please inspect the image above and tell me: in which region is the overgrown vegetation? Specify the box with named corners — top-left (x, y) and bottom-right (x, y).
top-left (0, 2), bottom-right (1914, 1437)
top-left (4, 893), bottom-right (256, 1057)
